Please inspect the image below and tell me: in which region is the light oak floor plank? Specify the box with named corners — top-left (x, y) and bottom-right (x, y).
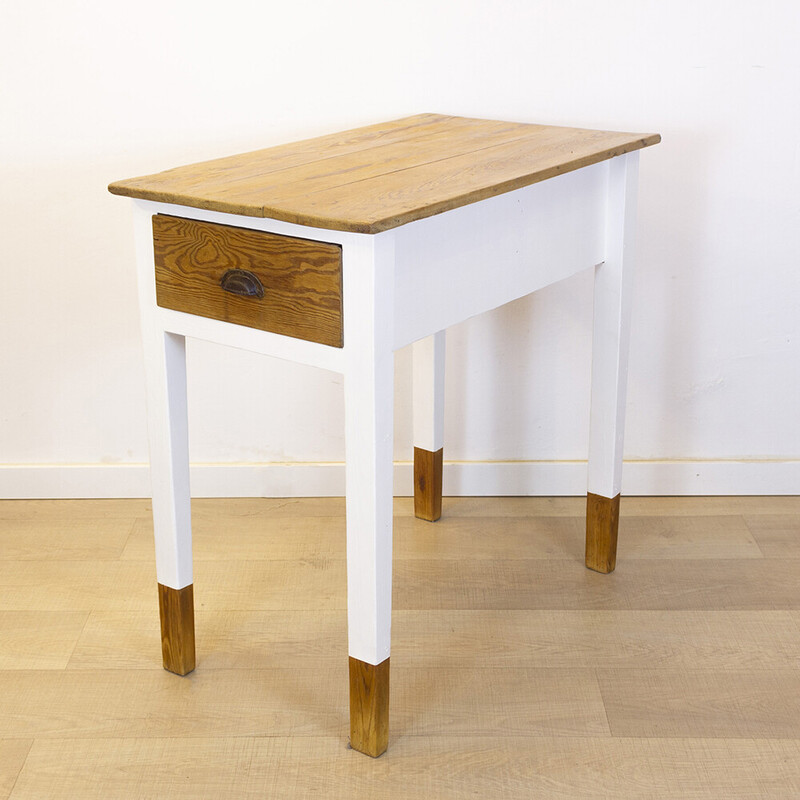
top-left (67, 609), bottom-right (800, 672)
top-left (3, 496), bottom-right (799, 522)
top-left (0, 519), bottom-right (135, 561)
top-left (0, 560), bottom-right (346, 612)
top-left (393, 557), bottom-right (800, 610)
top-left (9, 736), bottom-right (800, 800)
top-left (0, 667), bottom-right (607, 739)
top-left (0, 668), bottom-right (345, 739)
top-left (122, 511), bottom-right (763, 564)
top-left (191, 497), bottom-right (347, 519)
top-left (616, 496), bottom-right (800, 516)
top-left (0, 562), bottom-right (158, 612)
top-left (0, 741), bottom-right (32, 800)
top-left (392, 609), bottom-right (800, 671)
top-left (399, 514), bottom-right (762, 561)
top-left (6, 556), bottom-right (797, 613)
top-left (393, 667), bottom-right (609, 738)
top-left (744, 514), bottom-right (800, 558)
top-left (598, 669), bottom-right (800, 739)
top-left (0, 613), bottom-right (88, 671)
top-left (439, 495), bottom-right (800, 517)
top-left (437, 497), bottom-right (585, 517)
top-left (67, 610), bottom-right (348, 671)
top-left (615, 515), bottom-right (762, 559)
top-left (0, 500), bottom-right (150, 522)
top-left (122, 515), bottom-right (346, 562)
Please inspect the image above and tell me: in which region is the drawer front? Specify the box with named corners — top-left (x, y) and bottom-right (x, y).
top-left (152, 215), bottom-right (343, 347)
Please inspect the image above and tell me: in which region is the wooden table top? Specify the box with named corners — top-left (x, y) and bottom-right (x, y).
top-left (109, 114), bottom-right (659, 234)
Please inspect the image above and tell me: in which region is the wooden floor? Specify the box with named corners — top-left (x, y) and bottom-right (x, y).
top-left (1, 496), bottom-right (800, 798)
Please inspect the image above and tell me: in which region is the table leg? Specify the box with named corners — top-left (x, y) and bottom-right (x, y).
top-left (134, 206), bottom-right (195, 674)
top-left (343, 236), bottom-right (394, 756)
top-left (141, 328), bottom-right (196, 674)
top-left (586, 152), bottom-right (639, 574)
top-left (412, 331), bottom-right (445, 521)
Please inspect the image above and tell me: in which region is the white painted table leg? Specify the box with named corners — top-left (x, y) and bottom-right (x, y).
top-left (134, 206), bottom-right (195, 674)
top-left (343, 234), bottom-right (395, 757)
top-left (412, 330), bottom-right (445, 521)
top-left (586, 152), bottom-right (639, 573)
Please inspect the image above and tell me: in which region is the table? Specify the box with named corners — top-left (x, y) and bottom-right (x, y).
top-left (109, 114), bottom-right (660, 757)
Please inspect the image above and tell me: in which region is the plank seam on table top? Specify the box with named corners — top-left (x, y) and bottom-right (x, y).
top-left (245, 122), bottom-right (535, 181)
top-left (251, 127), bottom-right (628, 206)
top-left (108, 114), bottom-right (459, 193)
top-left (139, 120), bottom-right (546, 233)
top-left (157, 115), bottom-right (510, 183)
top-left (140, 135), bottom-right (655, 235)
top-left (227, 122), bottom-right (548, 203)
top-left (261, 139), bottom-right (656, 233)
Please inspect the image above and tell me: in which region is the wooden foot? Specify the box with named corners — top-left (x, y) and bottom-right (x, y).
top-left (585, 493), bottom-right (620, 574)
top-left (349, 656), bottom-right (389, 757)
top-left (157, 583), bottom-right (196, 675)
top-left (413, 446), bottom-right (443, 522)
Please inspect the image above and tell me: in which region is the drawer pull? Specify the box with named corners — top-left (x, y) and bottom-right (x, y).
top-left (220, 269), bottom-right (264, 299)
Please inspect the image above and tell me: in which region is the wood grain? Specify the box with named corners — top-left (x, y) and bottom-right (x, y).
top-left (391, 666), bottom-right (609, 738)
top-left (109, 114), bottom-right (660, 233)
top-left (431, 496), bottom-right (586, 517)
top-left (0, 740), bottom-right (32, 800)
top-left (5, 556), bottom-right (800, 615)
top-left (349, 657), bottom-right (390, 757)
top-left (390, 609), bottom-right (800, 671)
top-left (26, 509), bottom-right (763, 565)
top-left (0, 561), bottom-right (158, 612)
top-left (744, 514), bottom-right (800, 558)
top-left (395, 514), bottom-right (761, 562)
top-left (9, 737), bottom-right (800, 800)
top-left (428, 495), bottom-right (800, 518)
top-left (2, 495), bottom-right (799, 523)
top-left (189, 496), bottom-right (347, 519)
top-left (64, 609), bottom-right (800, 672)
top-left (67, 610), bottom-right (347, 671)
top-left (610, 515), bottom-right (762, 559)
top-left (0, 612), bottom-right (88, 670)
top-left (0, 498), bottom-right (151, 521)
top-left (122, 514), bottom-right (347, 562)
top-left (586, 492), bottom-right (620, 573)
top-left (158, 583), bottom-right (195, 676)
top-left (0, 668), bottom-right (345, 739)
top-left (598, 668), bottom-right (800, 739)
top-left (392, 558), bottom-right (800, 610)
top-left (121, 509), bottom-right (762, 565)
top-left (0, 518), bottom-right (134, 561)
top-left (413, 447), bottom-right (443, 522)
top-left (152, 215), bottom-right (342, 347)
top-left (394, 516), bottom-right (582, 560)
top-left (0, 665), bottom-right (606, 741)
top-left (110, 113), bottom-right (459, 211)
top-left (6, 496), bottom-right (800, 799)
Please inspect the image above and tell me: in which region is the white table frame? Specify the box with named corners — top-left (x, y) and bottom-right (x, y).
top-left (130, 150), bottom-right (639, 756)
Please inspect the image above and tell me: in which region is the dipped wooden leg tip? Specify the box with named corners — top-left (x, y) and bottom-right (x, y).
top-left (414, 446), bottom-right (443, 522)
top-left (158, 583), bottom-right (196, 676)
top-left (585, 492), bottom-right (620, 573)
top-left (349, 656), bottom-right (390, 757)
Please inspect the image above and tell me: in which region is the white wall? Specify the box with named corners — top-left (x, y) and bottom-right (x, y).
top-left (1, 0), bottom-right (798, 497)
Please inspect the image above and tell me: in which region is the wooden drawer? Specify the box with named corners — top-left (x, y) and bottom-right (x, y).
top-left (152, 215), bottom-right (343, 347)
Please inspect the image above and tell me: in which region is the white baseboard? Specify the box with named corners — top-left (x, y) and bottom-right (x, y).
top-left (0, 460), bottom-right (798, 499)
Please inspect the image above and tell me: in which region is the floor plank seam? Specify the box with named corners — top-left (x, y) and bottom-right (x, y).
top-left (4, 740), bottom-right (34, 800)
